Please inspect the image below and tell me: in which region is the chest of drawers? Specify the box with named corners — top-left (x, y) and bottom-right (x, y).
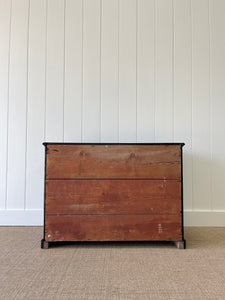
top-left (41, 143), bottom-right (185, 249)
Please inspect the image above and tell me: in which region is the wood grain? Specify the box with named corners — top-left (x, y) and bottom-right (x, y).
top-left (46, 144), bottom-right (181, 179)
top-left (46, 179), bottom-right (181, 214)
top-left (45, 214), bottom-right (182, 241)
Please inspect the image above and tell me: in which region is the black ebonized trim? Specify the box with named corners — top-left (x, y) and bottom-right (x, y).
top-left (46, 213), bottom-right (181, 216)
top-left (41, 240), bottom-right (185, 249)
top-left (43, 142), bottom-right (185, 146)
top-left (41, 145), bottom-right (47, 248)
top-left (181, 145), bottom-right (185, 246)
top-left (46, 178), bottom-right (181, 181)
top-left (41, 238), bottom-right (45, 249)
top-left (41, 142), bottom-right (186, 249)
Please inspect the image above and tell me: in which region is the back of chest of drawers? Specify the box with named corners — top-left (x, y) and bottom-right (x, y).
top-left (43, 144), bottom-right (183, 243)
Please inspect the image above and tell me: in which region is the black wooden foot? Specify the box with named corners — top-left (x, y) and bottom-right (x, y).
top-left (41, 239), bottom-right (49, 249)
top-left (174, 240), bottom-right (186, 249)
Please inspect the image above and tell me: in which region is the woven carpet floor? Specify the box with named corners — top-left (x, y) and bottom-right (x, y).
top-left (0, 227), bottom-right (225, 300)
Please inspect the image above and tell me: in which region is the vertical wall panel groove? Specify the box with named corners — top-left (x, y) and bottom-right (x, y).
top-left (64, 0), bottom-right (82, 142)
top-left (210, 0), bottom-right (225, 211)
top-left (174, 0), bottom-right (192, 210)
top-left (208, 0), bottom-right (213, 211)
top-left (192, 0), bottom-right (211, 210)
top-left (25, 0), bottom-right (46, 209)
top-left (119, 0), bottom-right (137, 142)
top-left (62, 0), bottom-right (66, 142)
top-left (0, 0), bottom-right (11, 209)
top-left (101, 0), bottom-right (119, 142)
top-left (7, 0), bottom-right (29, 209)
top-left (83, 0), bottom-right (101, 142)
top-left (135, 0), bottom-right (138, 143)
top-left (137, 0), bottom-right (155, 143)
top-left (81, 0), bottom-right (84, 142)
top-left (153, 0), bottom-right (156, 142)
top-left (155, 0), bottom-right (173, 142)
top-left (117, 0), bottom-right (120, 142)
top-left (43, 0), bottom-right (48, 142)
top-left (190, 0), bottom-right (194, 210)
top-left (24, 0), bottom-right (30, 209)
top-left (172, 0), bottom-right (174, 142)
top-left (5, 2), bottom-right (12, 210)
top-left (45, 0), bottom-right (65, 142)
top-left (99, 0), bottom-right (102, 142)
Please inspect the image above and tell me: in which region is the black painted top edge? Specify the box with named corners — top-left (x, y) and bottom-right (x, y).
top-left (43, 142), bottom-right (185, 147)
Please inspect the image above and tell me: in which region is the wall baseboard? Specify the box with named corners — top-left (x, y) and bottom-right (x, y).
top-left (0, 209), bottom-right (43, 226)
top-left (184, 210), bottom-right (225, 226)
top-left (1, 209), bottom-right (225, 227)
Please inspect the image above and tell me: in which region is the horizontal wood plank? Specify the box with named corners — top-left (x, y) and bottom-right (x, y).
top-left (46, 144), bottom-right (181, 179)
top-left (46, 179), bottom-right (181, 214)
top-left (45, 214), bottom-right (182, 241)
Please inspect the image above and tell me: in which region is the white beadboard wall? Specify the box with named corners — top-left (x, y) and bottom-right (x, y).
top-left (0, 0), bottom-right (225, 226)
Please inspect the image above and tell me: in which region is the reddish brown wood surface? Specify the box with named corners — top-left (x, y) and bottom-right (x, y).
top-left (46, 144), bottom-right (181, 179)
top-left (45, 214), bottom-right (182, 241)
top-left (46, 179), bottom-right (181, 214)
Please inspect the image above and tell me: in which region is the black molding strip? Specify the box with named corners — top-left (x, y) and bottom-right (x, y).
top-left (42, 143), bottom-right (186, 249)
top-left (181, 144), bottom-right (185, 244)
top-left (46, 213), bottom-right (181, 216)
top-left (43, 142), bottom-right (185, 146)
top-left (42, 145), bottom-right (47, 242)
top-left (46, 178), bottom-right (181, 181)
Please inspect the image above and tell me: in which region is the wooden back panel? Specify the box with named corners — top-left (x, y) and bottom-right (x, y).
top-left (46, 144), bottom-right (181, 179)
top-left (45, 214), bottom-right (182, 242)
top-left (43, 143), bottom-right (184, 244)
top-left (46, 179), bottom-right (181, 215)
